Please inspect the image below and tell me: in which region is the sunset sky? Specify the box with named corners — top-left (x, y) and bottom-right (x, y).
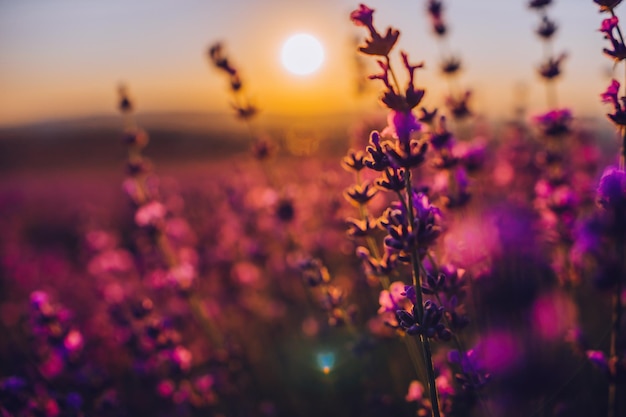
top-left (0, 0), bottom-right (621, 127)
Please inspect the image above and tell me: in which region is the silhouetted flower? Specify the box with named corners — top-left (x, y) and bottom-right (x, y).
top-left (350, 4), bottom-right (375, 29)
top-left (208, 43), bottom-right (237, 75)
top-left (118, 84), bottom-right (133, 113)
top-left (396, 300), bottom-right (452, 340)
top-left (275, 198), bottom-right (295, 222)
top-left (601, 79), bottom-right (626, 124)
top-left (441, 56), bottom-right (462, 75)
top-left (418, 107), bottom-right (438, 124)
top-left (351, 4), bottom-right (400, 56)
top-left (446, 91), bottom-right (472, 120)
top-left (342, 149), bottom-right (367, 171)
top-left (365, 131), bottom-right (392, 171)
top-left (536, 16), bottom-right (557, 39)
top-left (538, 52), bottom-right (567, 80)
top-left (346, 216), bottom-right (378, 238)
top-left (426, 0), bottom-right (446, 36)
top-left (344, 182), bottom-right (378, 206)
top-left (600, 16), bottom-right (626, 62)
top-left (533, 108), bottom-right (572, 136)
top-left (528, 0), bottom-right (552, 9)
top-left (594, 0), bottom-right (623, 12)
top-left (232, 103), bottom-right (257, 120)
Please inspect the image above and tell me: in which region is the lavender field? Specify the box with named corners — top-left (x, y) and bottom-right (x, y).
top-left (1, 1), bottom-right (626, 416)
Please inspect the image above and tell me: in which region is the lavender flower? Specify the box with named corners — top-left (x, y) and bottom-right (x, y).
top-left (594, 0), bottom-right (623, 12)
top-left (350, 4), bottom-right (400, 57)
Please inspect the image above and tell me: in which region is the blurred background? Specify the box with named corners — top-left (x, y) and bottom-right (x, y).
top-left (1, 1), bottom-right (625, 416)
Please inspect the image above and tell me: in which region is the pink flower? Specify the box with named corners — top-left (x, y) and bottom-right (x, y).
top-left (172, 346), bottom-right (192, 372)
top-left (64, 329), bottom-right (84, 353)
top-left (378, 281), bottom-right (407, 313)
top-left (350, 4), bottom-right (375, 29)
top-left (135, 201), bottom-right (166, 227)
top-left (405, 380), bottom-right (424, 402)
top-left (601, 79), bottom-right (620, 105)
top-left (600, 16), bottom-right (619, 34)
top-left (157, 379), bottom-right (175, 398)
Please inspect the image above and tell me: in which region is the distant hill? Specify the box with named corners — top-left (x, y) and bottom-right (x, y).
top-left (0, 110), bottom-right (617, 174)
top-left (0, 111), bottom-right (365, 173)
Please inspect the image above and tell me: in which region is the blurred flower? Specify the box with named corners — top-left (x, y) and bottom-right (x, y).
top-left (351, 4), bottom-right (400, 56)
top-left (441, 56), bottom-right (462, 75)
top-left (63, 329), bottom-right (84, 353)
top-left (157, 379), bottom-right (175, 398)
top-left (208, 42), bottom-right (237, 76)
top-left (135, 201), bottom-right (166, 227)
top-left (600, 16), bottom-right (626, 62)
top-left (597, 166), bottom-right (626, 210)
top-left (426, 0), bottom-right (446, 36)
top-left (342, 149), bottom-right (367, 172)
top-left (378, 281), bottom-right (409, 314)
top-left (405, 380), bottom-right (424, 402)
top-left (381, 110), bottom-right (421, 144)
top-left (601, 79), bottom-right (626, 125)
top-left (536, 16), bottom-right (557, 39)
top-left (172, 346), bottom-right (192, 372)
top-left (528, 0), bottom-right (552, 9)
top-left (530, 291), bottom-right (578, 341)
top-left (350, 4), bottom-right (375, 29)
top-left (533, 108), bottom-right (572, 136)
top-left (538, 52), bottom-right (567, 80)
top-left (446, 90), bottom-right (472, 120)
top-left (594, 0), bottom-right (623, 12)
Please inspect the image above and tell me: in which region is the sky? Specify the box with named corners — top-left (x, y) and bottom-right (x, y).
top-left (0, 0), bottom-right (622, 127)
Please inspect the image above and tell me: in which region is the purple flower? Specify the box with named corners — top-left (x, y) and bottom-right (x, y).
top-left (445, 90), bottom-right (472, 120)
top-left (594, 0), bottom-right (623, 12)
top-left (426, 0), bottom-right (446, 36)
top-left (597, 166), bottom-right (626, 210)
top-left (601, 79), bottom-right (620, 105)
top-left (448, 349), bottom-right (490, 391)
top-left (381, 110), bottom-right (421, 145)
top-left (350, 4), bottom-right (375, 29)
top-left (359, 27), bottom-right (400, 57)
top-left (396, 300), bottom-right (451, 340)
top-left (378, 281), bottom-right (410, 313)
top-left (538, 52), bottom-right (567, 80)
top-left (536, 16), bottom-right (557, 39)
top-left (441, 56), bottom-right (462, 75)
top-left (586, 350), bottom-right (609, 372)
top-left (351, 5), bottom-right (400, 57)
top-left (533, 108), bottom-right (572, 136)
top-left (600, 16), bottom-right (626, 62)
top-left (528, 0), bottom-right (552, 9)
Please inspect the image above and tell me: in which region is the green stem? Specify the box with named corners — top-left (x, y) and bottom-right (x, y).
top-left (385, 55), bottom-right (402, 95)
top-left (404, 169), bottom-right (442, 417)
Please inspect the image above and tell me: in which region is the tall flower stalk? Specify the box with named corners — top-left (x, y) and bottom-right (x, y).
top-left (424, 0), bottom-right (472, 124)
top-left (592, 3), bottom-right (626, 417)
top-left (346, 5), bottom-right (489, 415)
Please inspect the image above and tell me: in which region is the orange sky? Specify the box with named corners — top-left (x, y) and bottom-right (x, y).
top-left (0, 0), bottom-right (621, 127)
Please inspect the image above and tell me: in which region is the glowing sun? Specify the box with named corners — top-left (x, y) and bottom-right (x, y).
top-left (281, 34), bottom-right (325, 76)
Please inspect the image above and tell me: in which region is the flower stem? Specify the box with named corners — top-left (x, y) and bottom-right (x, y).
top-left (385, 55), bottom-right (402, 95)
top-left (608, 241), bottom-right (623, 417)
top-left (404, 169), bottom-right (441, 417)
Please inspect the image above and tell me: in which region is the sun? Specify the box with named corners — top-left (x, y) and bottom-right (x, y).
top-left (281, 33), bottom-right (325, 76)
